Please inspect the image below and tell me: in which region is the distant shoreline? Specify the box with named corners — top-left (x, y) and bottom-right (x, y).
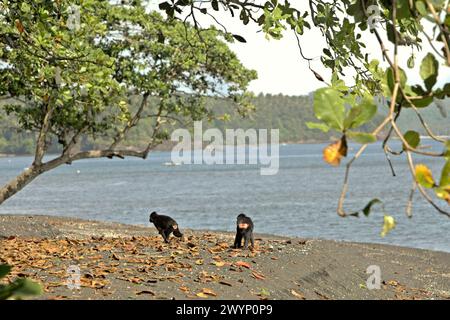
top-left (0, 153), bottom-right (16, 158)
top-left (0, 139), bottom-right (335, 158)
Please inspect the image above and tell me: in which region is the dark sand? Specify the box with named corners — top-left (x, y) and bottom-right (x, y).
top-left (1, 214), bottom-right (449, 300)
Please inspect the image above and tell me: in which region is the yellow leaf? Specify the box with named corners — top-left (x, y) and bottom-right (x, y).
top-left (195, 259), bottom-right (204, 265)
top-left (214, 261), bottom-right (226, 267)
top-left (196, 292), bottom-right (209, 298)
top-left (415, 164), bottom-right (435, 188)
top-left (435, 186), bottom-right (450, 205)
top-left (323, 136), bottom-right (347, 166)
top-left (381, 215), bottom-right (396, 237)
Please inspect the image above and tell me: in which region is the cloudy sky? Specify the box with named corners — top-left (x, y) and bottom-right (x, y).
top-left (148, 1), bottom-right (450, 96)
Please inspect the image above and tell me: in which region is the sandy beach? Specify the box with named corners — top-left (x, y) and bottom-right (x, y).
top-left (1, 214), bottom-right (449, 300)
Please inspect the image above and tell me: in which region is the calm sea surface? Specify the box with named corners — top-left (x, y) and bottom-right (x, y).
top-left (0, 142), bottom-right (449, 252)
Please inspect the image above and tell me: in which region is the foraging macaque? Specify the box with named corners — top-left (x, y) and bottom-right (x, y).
top-left (149, 211), bottom-right (183, 243)
top-left (233, 213), bottom-right (254, 249)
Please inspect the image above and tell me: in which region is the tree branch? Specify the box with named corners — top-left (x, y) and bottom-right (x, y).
top-left (33, 103), bottom-right (53, 166)
top-left (109, 92), bottom-right (150, 150)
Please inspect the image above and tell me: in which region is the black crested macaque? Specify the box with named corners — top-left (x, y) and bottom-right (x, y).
top-left (233, 213), bottom-right (254, 249)
top-left (149, 211), bottom-right (183, 243)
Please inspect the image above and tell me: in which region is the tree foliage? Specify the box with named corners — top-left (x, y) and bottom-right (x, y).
top-left (0, 0), bottom-right (256, 204)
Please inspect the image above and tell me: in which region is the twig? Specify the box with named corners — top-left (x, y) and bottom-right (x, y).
top-left (406, 182), bottom-right (416, 218)
top-left (337, 114), bottom-right (392, 217)
top-left (405, 151), bottom-right (450, 217)
top-left (425, 0), bottom-right (450, 65)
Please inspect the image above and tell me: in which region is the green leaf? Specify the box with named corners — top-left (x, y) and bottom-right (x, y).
top-left (176, 0), bottom-right (190, 5)
top-left (396, 1), bottom-right (411, 19)
top-left (386, 67), bottom-right (407, 93)
top-left (360, 198), bottom-right (383, 217)
top-left (344, 95), bottom-right (377, 129)
top-left (411, 96), bottom-right (434, 108)
top-left (0, 265), bottom-right (11, 279)
top-left (446, 140), bottom-right (450, 157)
top-left (305, 122), bottom-right (330, 132)
top-left (347, 131), bottom-right (377, 144)
top-left (330, 73), bottom-right (347, 91)
top-left (347, 2), bottom-right (365, 22)
top-left (158, 2), bottom-right (171, 11)
top-left (415, 1), bottom-right (428, 16)
top-left (259, 288), bottom-right (270, 297)
top-left (403, 130), bottom-right (420, 149)
top-left (406, 85), bottom-right (433, 108)
top-left (212, 0), bottom-right (219, 11)
top-left (440, 159), bottom-right (450, 187)
top-left (407, 55), bottom-right (415, 69)
top-left (420, 53), bottom-right (439, 91)
top-left (20, 3), bottom-right (31, 13)
top-left (9, 278), bottom-right (43, 298)
top-left (387, 22), bottom-right (396, 44)
top-left (313, 87), bottom-right (345, 131)
top-left (232, 34), bottom-right (247, 43)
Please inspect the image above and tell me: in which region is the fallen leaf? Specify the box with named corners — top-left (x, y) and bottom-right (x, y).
top-left (257, 288), bottom-right (270, 298)
top-left (130, 277), bottom-right (143, 284)
top-left (48, 295), bottom-right (68, 300)
top-left (214, 261), bottom-right (226, 267)
top-left (291, 289), bottom-right (305, 300)
top-left (235, 261), bottom-right (251, 269)
top-left (179, 286), bottom-right (190, 292)
top-left (136, 290), bottom-right (155, 296)
top-left (186, 242), bottom-right (196, 248)
top-left (112, 253), bottom-right (121, 260)
top-left (251, 271), bottom-right (266, 280)
top-left (202, 288), bottom-right (217, 296)
top-left (195, 259), bottom-right (204, 265)
top-left (387, 280), bottom-right (399, 286)
top-left (217, 242), bottom-right (229, 249)
top-left (87, 280), bottom-right (108, 289)
top-left (196, 292), bottom-right (209, 298)
top-left (314, 290), bottom-right (330, 300)
top-left (208, 246), bottom-right (227, 254)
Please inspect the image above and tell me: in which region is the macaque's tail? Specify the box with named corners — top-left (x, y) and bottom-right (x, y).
top-left (173, 226), bottom-right (183, 238)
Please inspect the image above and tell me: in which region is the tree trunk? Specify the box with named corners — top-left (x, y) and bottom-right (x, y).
top-left (0, 167), bottom-right (41, 205)
top-left (0, 146), bottom-right (154, 206)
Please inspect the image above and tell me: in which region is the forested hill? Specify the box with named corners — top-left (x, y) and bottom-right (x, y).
top-left (1, 93), bottom-right (449, 155)
top-left (208, 93), bottom-right (449, 142)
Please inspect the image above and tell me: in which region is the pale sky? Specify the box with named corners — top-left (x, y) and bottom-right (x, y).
top-left (147, 1), bottom-right (450, 96)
